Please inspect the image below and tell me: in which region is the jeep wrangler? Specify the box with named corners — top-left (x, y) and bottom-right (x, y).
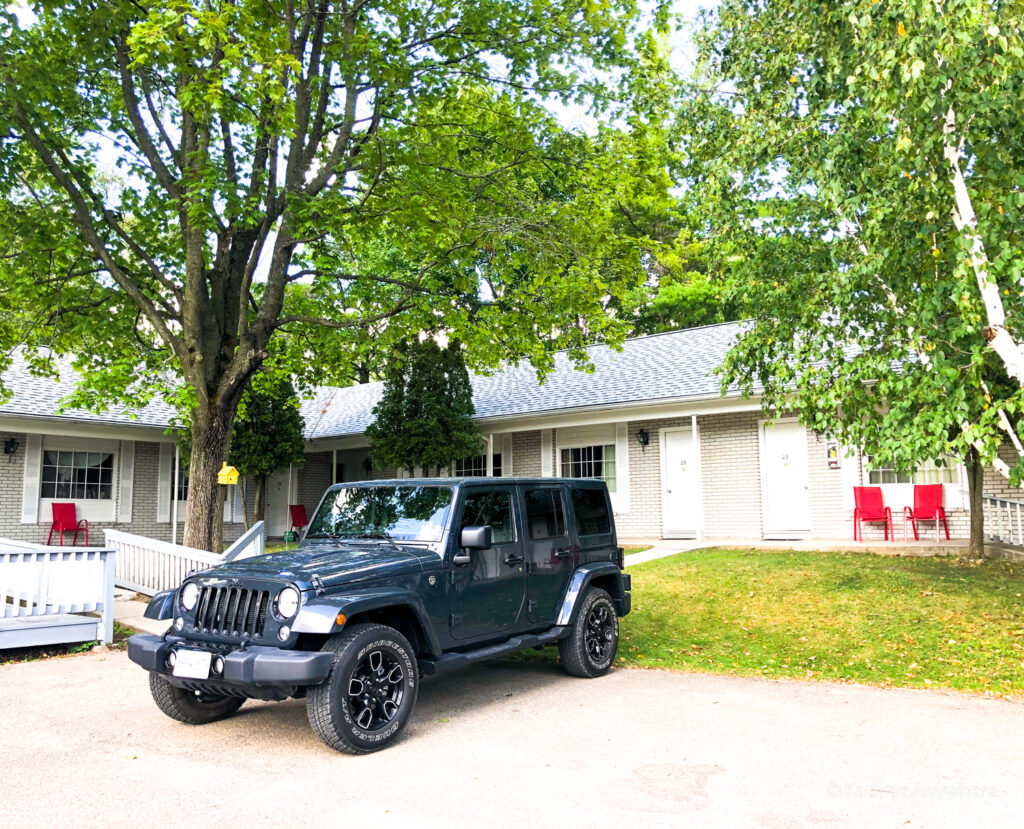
top-left (128, 478), bottom-right (631, 754)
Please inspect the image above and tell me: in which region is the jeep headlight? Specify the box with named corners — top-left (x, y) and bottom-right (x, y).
top-left (180, 582), bottom-right (200, 612)
top-left (275, 586), bottom-right (300, 619)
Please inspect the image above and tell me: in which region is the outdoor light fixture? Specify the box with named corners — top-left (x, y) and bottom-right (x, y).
top-left (636, 429), bottom-right (650, 449)
top-left (3, 437), bottom-right (18, 457)
top-left (362, 457), bottom-right (373, 473)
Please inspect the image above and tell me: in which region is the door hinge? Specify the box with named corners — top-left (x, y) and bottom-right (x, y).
top-left (449, 614), bottom-right (463, 627)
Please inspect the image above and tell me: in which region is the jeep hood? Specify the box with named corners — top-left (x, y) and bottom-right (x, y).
top-left (200, 543), bottom-right (429, 590)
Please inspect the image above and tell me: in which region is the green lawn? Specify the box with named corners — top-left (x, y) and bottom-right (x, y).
top-left (525, 548), bottom-right (1024, 697)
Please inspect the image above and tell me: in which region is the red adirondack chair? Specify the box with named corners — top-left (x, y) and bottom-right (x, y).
top-left (853, 486), bottom-right (893, 541)
top-left (903, 484), bottom-right (949, 541)
top-left (289, 504), bottom-right (309, 534)
top-left (47, 502), bottom-right (88, 546)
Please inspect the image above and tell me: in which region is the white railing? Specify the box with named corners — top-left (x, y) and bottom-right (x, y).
top-left (1, 546), bottom-right (116, 645)
top-left (104, 521), bottom-right (265, 596)
top-left (223, 521), bottom-right (266, 562)
top-left (983, 496), bottom-right (1024, 547)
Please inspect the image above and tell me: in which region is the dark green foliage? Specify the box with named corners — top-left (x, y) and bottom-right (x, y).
top-left (366, 340), bottom-right (482, 473)
top-left (229, 376), bottom-right (306, 484)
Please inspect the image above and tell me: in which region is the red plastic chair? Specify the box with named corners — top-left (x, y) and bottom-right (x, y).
top-left (853, 487), bottom-right (893, 541)
top-left (289, 504), bottom-right (309, 534)
top-left (48, 502), bottom-right (88, 546)
top-left (903, 484), bottom-right (949, 541)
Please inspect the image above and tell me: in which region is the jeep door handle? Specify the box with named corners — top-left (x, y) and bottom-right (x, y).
top-left (555, 545), bottom-right (580, 559)
top-left (504, 553), bottom-right (524, 567)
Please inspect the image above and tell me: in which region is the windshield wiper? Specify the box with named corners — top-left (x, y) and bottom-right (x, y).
top-left (354, 532), bottom-right (401, 550)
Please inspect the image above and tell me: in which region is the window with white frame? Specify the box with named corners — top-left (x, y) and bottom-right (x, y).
top-left (174, 458), bottom-right (190, 502)
top-left (40, 450), bottom-right (114, 500)
top-left (560, 445), bottom-right (616, 492)
top-left (454, 453), bottom-right (502, 477)
top-left (866, 456), bottom-right (959, 485)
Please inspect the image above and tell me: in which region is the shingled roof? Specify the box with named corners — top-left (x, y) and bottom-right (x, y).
top-left (0, 322), bottom-right (745, 440)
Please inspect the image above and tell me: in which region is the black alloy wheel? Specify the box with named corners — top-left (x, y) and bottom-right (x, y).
top-left (559, 587), bottom-right (619, 678)
top-left (347, 647), bottom-right (406, 731)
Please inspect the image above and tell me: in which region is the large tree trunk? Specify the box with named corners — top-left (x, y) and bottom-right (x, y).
top-left (183, 402), bottom-right (237, 552)
top-left (965, 446), bottom-right (985, 559)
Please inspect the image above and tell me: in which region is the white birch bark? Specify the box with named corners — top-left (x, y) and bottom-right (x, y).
top-left (943, 106), bottom-right (1024, 384)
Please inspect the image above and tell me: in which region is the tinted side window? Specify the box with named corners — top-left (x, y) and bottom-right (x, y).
top-left (460, 491), bottom-right (516, 544)
top-left (571, 487), bottom-right (611, 536)
top-left (524, 489), bottom-right (566, 539)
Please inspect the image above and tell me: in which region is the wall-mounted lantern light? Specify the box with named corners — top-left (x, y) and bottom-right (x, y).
top-left (3, 437), bottom-right (19, 459)
top-left (362, 457), bottom-right (373, 473)
top-left (636, 429), bottom-right (650, 450)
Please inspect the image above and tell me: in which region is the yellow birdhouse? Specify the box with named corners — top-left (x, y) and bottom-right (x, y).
top-left (217, 463), bottom-right (240, 485)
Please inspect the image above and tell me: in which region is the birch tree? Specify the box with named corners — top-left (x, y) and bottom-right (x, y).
top-left (687, 0), bottom-right (1024, 554)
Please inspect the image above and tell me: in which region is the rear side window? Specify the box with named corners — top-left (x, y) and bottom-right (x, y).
top-left (524, 489), bottom-right (566, 539)
top-left (571, 487), bottom-right (611, 536)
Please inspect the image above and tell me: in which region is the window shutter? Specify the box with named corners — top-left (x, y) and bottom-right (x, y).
top-left (613, 422), bottom-right (630, 514)
top-left (20, 433), bottom-right (42, 524)
top-left (117, 441), bottom-right (135, 523)
top-left (157, 443), bottom-right (172, 522)
top-left (501, 434), bottom-right (513, 476)
top-left (541, 430), bottom-right (553, 477)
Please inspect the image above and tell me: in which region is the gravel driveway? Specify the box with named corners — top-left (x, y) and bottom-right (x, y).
top-left (0, 650), bottom-right (1020, 827)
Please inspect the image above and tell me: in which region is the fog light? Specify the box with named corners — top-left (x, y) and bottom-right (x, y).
top-left (167, 651), bottom-right (177, 668)
top-left (212, 655), bottom-right (225, 675)
top-left (278, 625), bottom-right (291, 641)
top-left (174, 617), bottom-right (184, 631)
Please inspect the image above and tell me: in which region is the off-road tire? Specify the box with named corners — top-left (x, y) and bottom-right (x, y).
top-left (558, 587), bottom-right (619, 678)
top-left (307, 623), bottom-right (418, 754)
top-left (149, 672), bottom-right (245, 724)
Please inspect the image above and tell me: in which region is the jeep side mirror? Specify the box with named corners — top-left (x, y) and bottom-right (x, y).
top-left (459, 525), bottom-right (492, 550)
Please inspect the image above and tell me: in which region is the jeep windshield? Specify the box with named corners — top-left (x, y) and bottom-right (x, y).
top-left (306, 485), bottom-right (454, 543)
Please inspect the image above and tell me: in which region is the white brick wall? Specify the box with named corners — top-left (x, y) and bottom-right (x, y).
top-left (0, 432), bottom-right (242, 545)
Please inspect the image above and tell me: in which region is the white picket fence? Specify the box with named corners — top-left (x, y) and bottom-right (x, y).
top-left (0, 542), bottom-right (116, 648)
top-left (105, 521), bottom-right (265, 596)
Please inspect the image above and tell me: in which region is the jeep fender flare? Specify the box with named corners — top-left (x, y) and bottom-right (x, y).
top-left (293, 588), bottom-right (441, 655)
top-left (144, 589), bottom-right (177, 621)
top-left (555, 562), bottom-right (630, 626)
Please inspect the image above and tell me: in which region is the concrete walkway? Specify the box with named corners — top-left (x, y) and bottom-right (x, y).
top-left (1, 649), bottom-right (1020, 827)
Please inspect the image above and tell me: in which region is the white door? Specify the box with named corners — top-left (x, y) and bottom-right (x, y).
top-left (662, 429), bottom-right (701, 538)
top-left (265, 469), bottom-right (294, 537)
top-left (761, 421), bottom-right (811, 538)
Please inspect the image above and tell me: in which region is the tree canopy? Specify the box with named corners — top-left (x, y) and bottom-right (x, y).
top-left (0, 0), bottom-right (672, 549)
top-left (683, 0), bottom-right (1024, 552)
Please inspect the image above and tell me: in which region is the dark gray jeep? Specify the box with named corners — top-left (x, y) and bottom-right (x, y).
top-left (128, 477), bottom-right (631, 753)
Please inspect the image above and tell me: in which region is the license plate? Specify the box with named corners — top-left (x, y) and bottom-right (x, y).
top-left (172, 649), bottom-right (212, 679)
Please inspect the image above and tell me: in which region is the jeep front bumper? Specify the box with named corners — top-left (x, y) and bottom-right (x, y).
top-left (127, 633), bottom-right (333, 688)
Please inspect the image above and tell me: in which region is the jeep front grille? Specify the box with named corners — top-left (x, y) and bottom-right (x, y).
top-left (196, 586), bottom-right (271, 638)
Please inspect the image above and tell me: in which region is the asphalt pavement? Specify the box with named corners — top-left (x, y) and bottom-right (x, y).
top-left (0, 650), bottom-right (1021, 828)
